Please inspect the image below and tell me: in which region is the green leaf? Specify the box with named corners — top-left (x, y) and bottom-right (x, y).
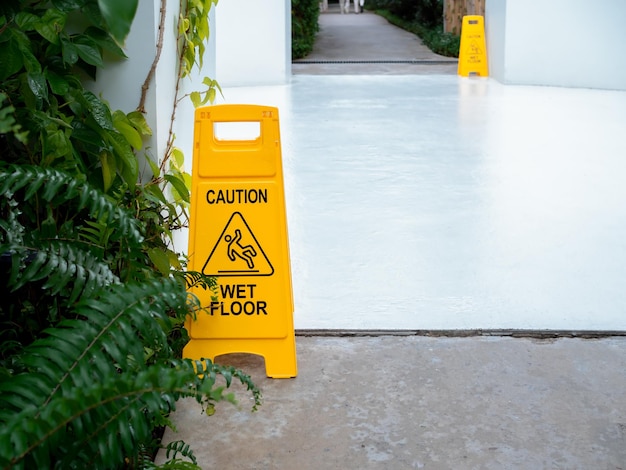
top-left (164, 174), bottom-right (190, 203)
top-left (74, 35), bottom-right (104, 67)
top-left (14, 12), bottom-right (40, 31)
top-left (147, 248), bottom-right (171, 276)
top-left (146, 157), bottom-right (161, 179)
top-left (106, 131), bottom-right (138, 187)
top-left (189, 91), bottom-right (201, 108)
top-left (97, 0), bottom-right (139, 45)
top-left (0, 39), bottom-right (23, 81)
top-left (27, 72), bottom-right (49, 107)
top-left (11, 28), bottom-right (41, 74)
top-left (127, 111), bottom-right (152, 136)
top-left (113, 120), bottom-right (142, 151)
top-left (99, 151), bottom-right (116, 192)
top-left (170, 147), bottom-right (184, 170)
top-left (84, 26), bottom-right (127, 58)
top-left (61, 37), bottom-right (79, 65)
top-left (51, 0), bottom-right (85, 12)
top-left (112, 111), bottom-right (142, 150)
top-left (35, 9), bottom-right (67, 45)
top-left (83, 91), bottom-right (115, 131)
top-left (45, 69), bottom-right (70, 95)
top-left (44, 128), bottom-right (71, 159)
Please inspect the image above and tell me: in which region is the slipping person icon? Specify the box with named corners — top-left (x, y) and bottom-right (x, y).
top-left (225, 229), bottom-right (257, 269)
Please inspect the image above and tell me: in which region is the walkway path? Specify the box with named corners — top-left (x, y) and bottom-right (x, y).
top-left (293, 5), bottom-right (457, 74)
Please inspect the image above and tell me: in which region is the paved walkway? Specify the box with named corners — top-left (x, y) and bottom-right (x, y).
top-left (293, 5), bottom-right (457, 75)
top-left (158, 8), bottom-right (626, 469)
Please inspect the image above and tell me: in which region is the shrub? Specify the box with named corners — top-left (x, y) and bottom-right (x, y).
top-left (292, 0), bottom-right (320, 59)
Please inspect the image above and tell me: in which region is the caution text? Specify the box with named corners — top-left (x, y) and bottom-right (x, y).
top-left (206, 188), bottom-right (268, 205)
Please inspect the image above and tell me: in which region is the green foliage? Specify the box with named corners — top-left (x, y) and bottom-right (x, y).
top-left (97, 0), bottom-right (139, 45)
top-left (418, 25), bottom-right (459, 57)
top-left (373, 5), bottom-right (459, 57)
top-left (0, 164), bottom-right (262, 469)
top-left (292, 0), bottom-right (320, 59)
top-left (0, 0), bottom-right (143, 190)
top-left (178, 0), bottom-right (218, 77)
top-left (0, 0), bottom-right (261, 468)
top-left (0, 279), bottom-right (261, 469)
top-left (366, 0), bottom-right (442, 25)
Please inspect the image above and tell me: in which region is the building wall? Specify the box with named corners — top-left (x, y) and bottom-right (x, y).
top-left (215, 0), bottom-right (291, 87)
top-left (482, 0), bottom-right (505, 81)
top-left (485, 0), bottom-right (626, 90)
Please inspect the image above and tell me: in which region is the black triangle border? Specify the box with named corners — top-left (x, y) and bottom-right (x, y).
top-left (202, 211), bottom-right (275, 277)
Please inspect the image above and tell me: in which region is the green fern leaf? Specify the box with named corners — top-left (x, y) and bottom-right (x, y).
top-left (164, 440), bottom-right (198, 465)
top-left (0, 164), bottom-right (144, 245)
top-left (5, 241), bottom-right (119, 302)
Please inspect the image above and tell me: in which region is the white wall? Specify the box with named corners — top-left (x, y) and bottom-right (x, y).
top-left (215, 0), bottom-right (291, 87)
top-left (486, 0), bottom-right (626, 90)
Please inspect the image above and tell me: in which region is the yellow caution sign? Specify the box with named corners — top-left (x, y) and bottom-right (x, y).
top-left (184, 104), bottom-right (296, 378)
top-left (458, 15), bottom-right (488, 77)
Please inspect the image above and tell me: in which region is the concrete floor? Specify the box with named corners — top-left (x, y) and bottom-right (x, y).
top-left (159, 335), bottom-right (626, 469)
top-left (160, 8), bottom-right (626, 469)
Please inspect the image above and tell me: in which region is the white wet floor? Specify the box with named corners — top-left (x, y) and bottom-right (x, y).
top-left (213, 75), bottom-right (626, 331)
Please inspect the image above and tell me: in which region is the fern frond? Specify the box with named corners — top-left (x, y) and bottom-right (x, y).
top-left (0, 164), bottom-right (144, 245)
top-left (0, 279), bottom-right (184, 419)
top-left (0, 359), bottom-right (260, 469)
top-left (155, 460), bottom-right (202, 470)
top-left (3, 241), bottom-right (119, 302)
top-left (163, 440), bottom-right (198, 465)
top-left (182, 270), bottom-right (218, 291)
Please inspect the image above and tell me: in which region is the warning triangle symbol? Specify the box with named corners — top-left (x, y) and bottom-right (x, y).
top-left (202, 212), bottom-right (274, 277)
top-left (468, 40), bottom-right (483, 55)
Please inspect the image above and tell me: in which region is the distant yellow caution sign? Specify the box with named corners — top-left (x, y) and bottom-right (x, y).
top-left (458, 15), bottom-right (489, 77)
top-left (184, 104), bottom-right (296, 378)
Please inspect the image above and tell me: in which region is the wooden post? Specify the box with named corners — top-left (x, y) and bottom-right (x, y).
top-left (444, 0), bottom-right (485, 36)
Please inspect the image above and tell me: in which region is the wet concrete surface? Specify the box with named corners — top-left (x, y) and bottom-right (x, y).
top-left (279, 75), bottom-right (626, 331)
top-left (158, 335), bottom-right (626, 468)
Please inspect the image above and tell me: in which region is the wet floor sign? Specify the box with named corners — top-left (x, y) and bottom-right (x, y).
top-left (458, 15), bottom-right (488, 77)
top-left (184, 104), bottom-right (296, 378)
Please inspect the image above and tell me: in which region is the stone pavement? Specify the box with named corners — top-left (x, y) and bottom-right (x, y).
top-left (156, 7), bottom-right (626, 469)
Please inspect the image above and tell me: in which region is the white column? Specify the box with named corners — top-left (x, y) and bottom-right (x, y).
top-left (486, 0), bottom-right (626, 90)
top-left (215, 0), bottom-right (291, 87)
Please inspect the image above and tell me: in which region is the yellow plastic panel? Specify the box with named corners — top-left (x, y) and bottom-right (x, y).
top-left (458, 15), bottom-right (489, 77)
top-left (185, 105), bottom-right (297, 378)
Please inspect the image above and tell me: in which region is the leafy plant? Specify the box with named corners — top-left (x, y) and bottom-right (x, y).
top-left (292, 0), bottom-right (320, 59)
top-left (0, 273), bottom-right (261, 469)
top-left (0, 164), bottom-right (261, 469)
top-left (0, 0), bottom-right (261, 468)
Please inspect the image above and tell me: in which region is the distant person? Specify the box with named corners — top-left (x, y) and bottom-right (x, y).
top-left (343, 0), bottom-right (364, 14)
